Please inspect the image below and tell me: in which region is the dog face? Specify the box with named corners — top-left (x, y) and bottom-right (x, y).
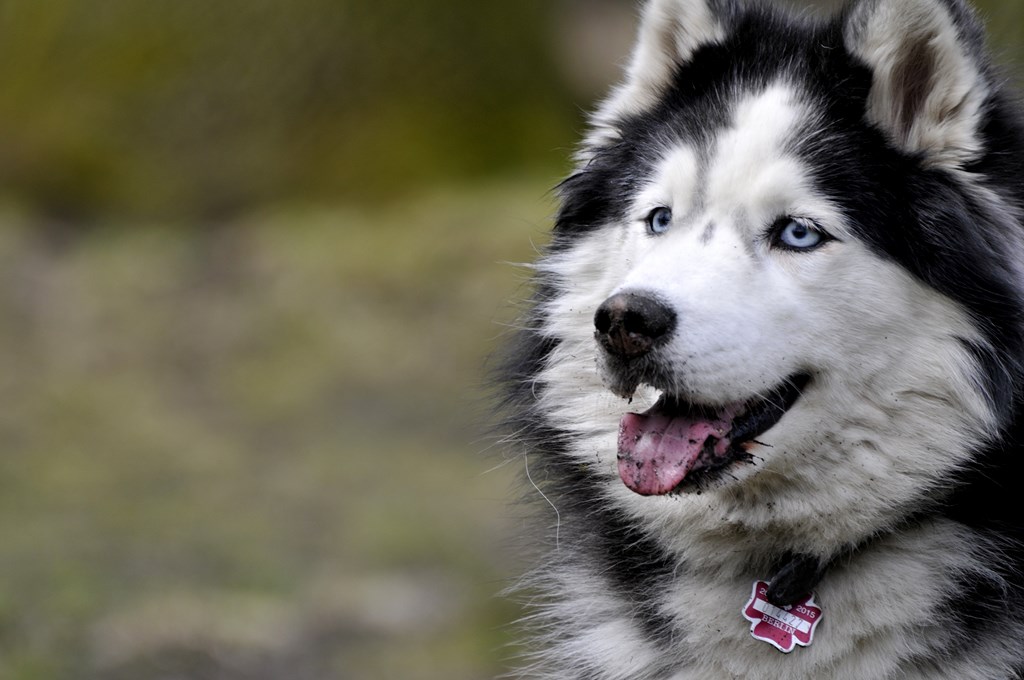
top-left (533, 0), bottom-right (1019, 556)
top-left (594, 84), bottom-right (907, 407)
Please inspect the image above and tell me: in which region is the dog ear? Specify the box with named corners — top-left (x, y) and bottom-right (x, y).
top-left (582, 0), bottom-right (729, 156)
top-left (844, 0), bottom-right (991, 168)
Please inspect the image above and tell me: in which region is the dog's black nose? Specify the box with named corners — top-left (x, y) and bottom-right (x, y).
top-left (594, 291), bottom-right (676, 359)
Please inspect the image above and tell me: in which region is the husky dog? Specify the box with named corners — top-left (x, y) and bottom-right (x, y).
top-left (499, 0), bottom-right (1024, 677)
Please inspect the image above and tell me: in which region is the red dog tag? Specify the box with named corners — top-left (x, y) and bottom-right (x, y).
top-left (742, 581), bottom-right (823, 653)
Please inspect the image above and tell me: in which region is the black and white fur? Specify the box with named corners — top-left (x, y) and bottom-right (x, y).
top-left (499, 0), bottom-right (1024, 677)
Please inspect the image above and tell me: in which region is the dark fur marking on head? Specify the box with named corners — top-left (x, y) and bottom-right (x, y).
top-left (699, 220), bottom-right (716, 244)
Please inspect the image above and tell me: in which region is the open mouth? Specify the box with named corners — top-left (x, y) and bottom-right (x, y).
top-left (617, 375), bottom-right (809, 495)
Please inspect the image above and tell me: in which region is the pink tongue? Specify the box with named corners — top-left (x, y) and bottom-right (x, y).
top-left (617, 406), bottom-right (737, 496)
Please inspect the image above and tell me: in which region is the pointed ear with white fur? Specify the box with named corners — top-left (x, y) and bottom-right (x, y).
top-left (844, 0), bottom-right (991, 168)
top-left (583, 0), bottom-right (727, 153)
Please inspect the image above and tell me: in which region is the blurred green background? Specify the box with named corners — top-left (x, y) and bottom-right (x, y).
top-left (0, 1), bottom-right (1020, 678)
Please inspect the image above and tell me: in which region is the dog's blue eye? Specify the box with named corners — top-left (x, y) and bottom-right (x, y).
top-left (773, 218), bottom-right (828, 251)
top-left (646, 207), bottom-right (673, 235)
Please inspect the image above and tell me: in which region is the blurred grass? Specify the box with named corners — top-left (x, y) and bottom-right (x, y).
top-left (0, 0), bottom-right (578, 221)
top-left (0, 176), bottom-right (556, 679)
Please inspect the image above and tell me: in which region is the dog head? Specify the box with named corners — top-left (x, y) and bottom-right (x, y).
top-left (534, 0), bottom-right (1024, 554)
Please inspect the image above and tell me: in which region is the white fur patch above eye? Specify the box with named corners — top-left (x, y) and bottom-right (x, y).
top-left (634, 145), bottom-right (701, 224)
top-left (705, 84), bottom-right (815, 223)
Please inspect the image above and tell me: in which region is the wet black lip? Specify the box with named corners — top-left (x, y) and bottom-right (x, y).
top-left (729, 374), bottom-right (810, 444)
top-left (654, 373), bottom-right (811, 492)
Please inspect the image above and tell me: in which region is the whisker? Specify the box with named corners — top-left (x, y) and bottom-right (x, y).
top-left (525, 454), bottom-right (561, 551)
